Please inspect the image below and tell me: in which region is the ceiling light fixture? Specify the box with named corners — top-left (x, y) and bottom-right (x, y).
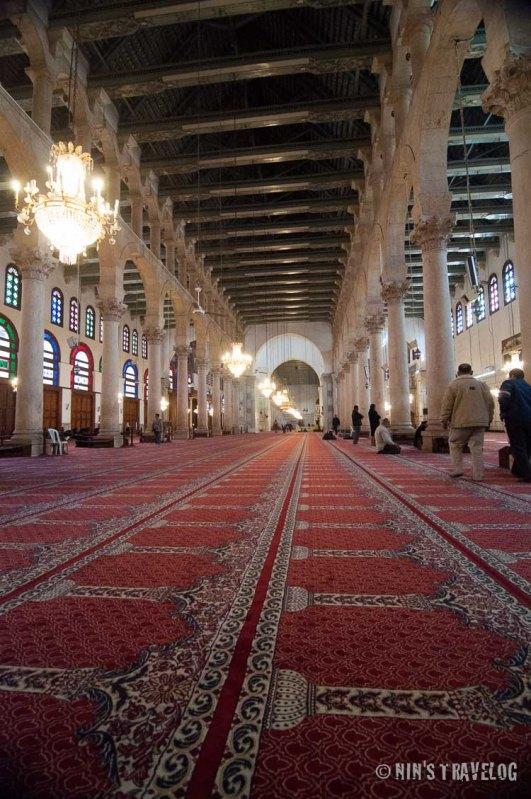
top-left (222, 342), bottom-right (253, 378)
top-left (12, 145), bottom-right (120, 265)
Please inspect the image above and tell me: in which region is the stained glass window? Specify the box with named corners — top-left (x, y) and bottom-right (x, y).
top-left (51, 288), bottom-right (63, 326)
top-left (69, 297), bottom-right (80, 332)
top-left (502, 261), bottom-right (516, 304)
top-left (4, 265), bottom-right (21, 309)
top-left (85, 306), bottom-right (95, 339)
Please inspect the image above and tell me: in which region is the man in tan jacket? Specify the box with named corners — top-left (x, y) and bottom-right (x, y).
top-left (441, 363), bottom-right (494, 481)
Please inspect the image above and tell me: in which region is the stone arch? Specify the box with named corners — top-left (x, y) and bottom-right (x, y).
top-left (255, 333), bottom-right (325, 380)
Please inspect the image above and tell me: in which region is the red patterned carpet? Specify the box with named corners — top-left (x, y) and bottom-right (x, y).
top-left (0, 433), bottom-right (529, 798)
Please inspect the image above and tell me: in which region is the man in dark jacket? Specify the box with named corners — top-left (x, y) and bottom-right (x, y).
top-left (498, 368), bottom-right (531, 482)
top-left (368, 404), bottom-right (380, 445)
top-left (351, 405), bottom-right (363, 444)
top-left (332, 415), bottom-right (340, 435)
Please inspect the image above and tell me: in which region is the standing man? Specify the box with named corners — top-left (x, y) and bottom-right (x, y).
top-left (152, 413), bottom-right (163, 444)
top-left (351, 405), bottom-right (364, 444)
top-left (441, 363), bottom-right (494, 481)
top-left (332, 414), bottom-right (340, 435)
top-left (498, 368), bottom-right (531, 482)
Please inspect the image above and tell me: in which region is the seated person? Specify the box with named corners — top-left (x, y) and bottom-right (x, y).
top-left (375, 418), bottom-right (401, 454)
top-left (413, 420), bottom-right (427, 449)
top-left (322, 429), bottom-right (337, 440)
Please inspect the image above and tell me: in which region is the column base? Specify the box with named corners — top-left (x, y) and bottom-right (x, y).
top-left (222, 429), bottom-right (233, 435)
top-left (391, 423), bottom-right (416, 443)
top-left (194, 427), bottom-right (210, 437)
top-left (211, 426), bottom-right (222, 436)
top-left (173, 428), bottom-right (190, 440)
top-left (9, 432), bottom-right (42, 457)
top-left (97, 430), bottom-right (123, 447)
top-left (421, 426), bottom-right (449, 453)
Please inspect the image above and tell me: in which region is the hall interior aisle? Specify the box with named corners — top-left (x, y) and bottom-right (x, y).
top-left (252, 434), bottom-right (529, 798)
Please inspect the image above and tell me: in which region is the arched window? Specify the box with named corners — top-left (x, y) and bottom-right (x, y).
top-left (488, 274), bottom-right (499, 313)
top-left (51, 288), bottom-right (64, 326)
top-left (465, 303), bottom-right (473, 329)
top-left (4, 265), bottom-right (21, 309)
top-left (43, 331), bottom-right (60, 386)
top-left (474, 287), bottom-right (486, 322)
top-left (85, 305), bottom-right (95, 339)
top-left (99, 314), bottom-right (104, 343)
top-left (455, 302), bottom-right (464, 335)
top-left (502, 260), bottom-right (516, 304)
top-left (69, 297), bottom-right (80, 332)
top-left (141, 334), bottom-right (148, 359)
top-left (0, 314), bottom-right (18, 379)
top-left (144, 368), bottom-right (149, 402)
top-left (123, 359), bottom-right (138, 398)
top-left (131, 328), bottom-right (138, 356)
top-left (70, 343), bottom-right (94, 392)
top-left (122, 324), bottom-right (130, 352)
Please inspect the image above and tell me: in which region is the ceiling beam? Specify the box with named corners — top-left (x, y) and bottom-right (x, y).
top-left (89, 42), bottom-right (390, 99)
top-left (188, 217), bottom-right (353, 240)
top-left (144, 138), bottom-right (369, 175)
top-left (160, 170), bottom-right (363, 201)
top-left (117, 97), bottom-right (380, 143)
top-left (201, 233), bottom-right (349, 255)
top-left (48, 1), bottom-right (368, 40)
top-left (179, 195), bottom-right (357, 223)
top-left (208, 251), bottom-right (345, 268)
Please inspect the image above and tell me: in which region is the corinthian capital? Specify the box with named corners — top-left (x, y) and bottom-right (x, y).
top-left (353, 336), bottom-right (369, 353)
top-left (97, 297), bottom-right (127, 321)
top-left (13, 246), bottom-right (55, 281)
top-left (174, 344), bottom-right (190, 358)
top-left (381, 279), bottom-right (410, 303)
top-left (195, 356), bottom-right (209, 371)
top-left (365, 313), bottom-right (385, 334)
top-left (143, 326), bottom-right (165, 344)
top-left (482, 54), bottom-right (531, 121)
top-left (411, 216), bottom-right (452, 251)
top-left (347, 350), bottom-right (358, 365)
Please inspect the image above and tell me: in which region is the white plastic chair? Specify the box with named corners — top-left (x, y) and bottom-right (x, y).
top-left (47, 428), bottom-right (68, 455)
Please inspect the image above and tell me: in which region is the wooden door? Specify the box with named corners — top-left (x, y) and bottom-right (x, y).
top-left (123, 397), bottom-right (139, 429)
top-left (0, 381), bottom-right (15, 438)
top-left (43, 386), bottom-right (61, 430)
top-left (71, 390), bottom-right (94, 430)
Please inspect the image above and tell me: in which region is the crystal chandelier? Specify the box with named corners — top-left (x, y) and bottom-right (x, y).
top-left (12, 141), bottom-right (120, 265)
top-left (222, 342), bottom-right (253, 379)
top-left (258, 375), bottom-right (276, 398)
top-left (272, 388), bottom-right (290, 408)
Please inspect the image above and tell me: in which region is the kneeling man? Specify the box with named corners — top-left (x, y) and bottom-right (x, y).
top-left (375, 418), bottom-right (401, 454)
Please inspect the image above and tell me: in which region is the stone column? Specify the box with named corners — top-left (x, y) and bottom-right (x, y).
top-left (232, 378), bottom-right (242, 434)
top-left (195, 356), bottom-right (209, 436)
top-left (343, 362), bottom-right (352, 422)
top-left (403, 7), bottom-right (433, 88)
top-left (337, 370), bottom-right (345, 423)
top-left (144, 326), bottom-right (165, 430)
top-left (97, 297), bottom-right (127, 445)
top-left (354, 337), bottom-right (370, 430)
top-left (26, 66), bottom-right (54, 135)
top-left (211, 365), bottom-right (223, 435)
top-left (222, 376), bottom-right (232, 433)
top-left (150, 222), bottom-right (161, 260)
top-left (348, 352), bottom-right (359, 410)
top-left (173, 345), bottom-right (190, 438)
top-left (483, 56), bottom-right (531, 373)
top-left (321, 372), bottom-right (334, 432)
top-left (382, 279), bottom-right (415, 437)
top-left (165, 240), bottom-right (176, 275)
top-left (365, 313), bottom-right (386, 413)
top-left (12, 247), bottom-right (55, 455)
top-left (411, 216), bottom-right (455, 450)
top-left (130, 195), bottom-right (144, 238)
